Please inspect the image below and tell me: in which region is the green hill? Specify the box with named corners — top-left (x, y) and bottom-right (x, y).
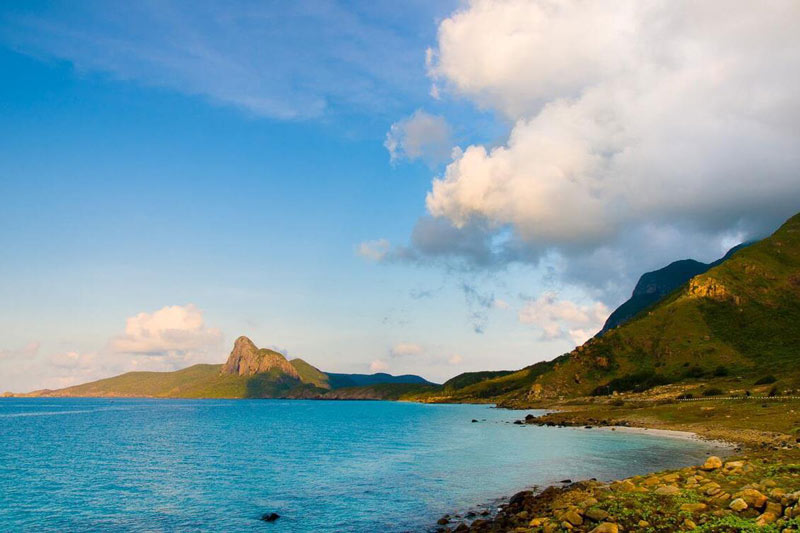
top-left (422, 211), bottom-right (800, 404)
top-left (26, 337), bottom-right (436, 399)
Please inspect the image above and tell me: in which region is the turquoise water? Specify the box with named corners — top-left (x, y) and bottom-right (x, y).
top-left (1, 399), bottom-right (720, 532)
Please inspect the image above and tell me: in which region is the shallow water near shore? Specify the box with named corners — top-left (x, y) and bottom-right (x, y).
top-left (1, 398), bottom-right (723, 532)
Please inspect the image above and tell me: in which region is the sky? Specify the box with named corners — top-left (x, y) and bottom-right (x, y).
top-left (1, 0), bottom-right (799, 392)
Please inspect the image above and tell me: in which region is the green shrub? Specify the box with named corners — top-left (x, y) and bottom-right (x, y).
top-left (591, 371), bottom-right (673, 396)
top-left (755, 375), bottom-right (777, 385)
top-left (677, 393), bottom-right (694, 399)
top-left (685, 366), bottom-right (706, 378)
top-left (702, 388), bottom-right (724, 396)
top-left (768, 385), bottom-right (779, 397)
top-left (713, 365), bottom-right (729, 377)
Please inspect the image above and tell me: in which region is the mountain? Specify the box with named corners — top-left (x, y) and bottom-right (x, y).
top-left (598, 243), bottom-right (749, 334)
top-left (326, 372), bottom-right (432, 388)
top-left (25, 337), bottom-right (437, 399)
top-left (424, 211), bottom-right (800, 404)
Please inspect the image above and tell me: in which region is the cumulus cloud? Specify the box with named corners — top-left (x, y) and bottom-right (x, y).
top-left (385, 110), bottom-right (453, 165)
top-left (518, 292), bottom-right (610, 345)
top-left (390, 342), bottom-right (424, 357)
top-left (111, 304), bottom-right (222, 358)
top-left (369, 359), bottom-right (389, 372)
top-left (424, 0), bottom-right (800, 253)
top-left (448, 353), bottom-right (463, 365)
top-left (366, 0), bottom-right (800, 300)
top-left (357, 238), bottom-right (391, 262)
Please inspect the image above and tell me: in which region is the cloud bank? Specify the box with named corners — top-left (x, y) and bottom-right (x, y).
top-left (425, 0), bottom-right (800, 254)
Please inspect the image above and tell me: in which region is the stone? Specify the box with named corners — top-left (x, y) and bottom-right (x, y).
top-left (529, 518), bottom-right (546, 527)
top-left (437, 518), bottom-right (449, 525)
top-left (585, 508), bottom-right (610, 522)
top-left (638, 520), bottom-right (650, 527)
top-left (701, 456), bottom-right (723, 470)
top-left (643, 476), bottom-right (661, 486)
top-left (756, 511), bottom-right (778, 526)
top-left (724, 460), bottom-right (746, 470)
top-left (516, 510), bottom-right (529, 520)
top-left (680, 503), bottom-right (708, 513)
top-left (662, 473), bottom-right (681, 483)
top-left (579, 498), bottom-right (599, 508)
top-left (654, 485), bottom-right (681, 496)
top-left (736, 489), bottom-right (768, 509)
top-left (684, 518), bottom-right (697, 529)
top-left (729, 498), bottom-right (748, 512)
top-left (611, 480), bottom-right (636, 492)
top-left (589, 523), bottom-right (619, 533)
top-left (563, 510), bottom-right (583, 526)
top-left (765, 502), bottom-right (783, 516)
top-left (260, 513), bottom-right (280, 522)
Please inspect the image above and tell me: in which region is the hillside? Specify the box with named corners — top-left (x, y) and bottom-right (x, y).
top-left (422, 212), bottom-right (800, 404)
top-left (26, 337), bottom-right (436, 399)
top-left (598, 243), bottom-right (748, 334)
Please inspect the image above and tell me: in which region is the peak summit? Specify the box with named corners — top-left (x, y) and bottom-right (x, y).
top-left (221, 336), bottom-right (299, 378)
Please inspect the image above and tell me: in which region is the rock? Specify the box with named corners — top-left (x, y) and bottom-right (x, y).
top-left (559, 479), bottom-right (572, 484)
top-left (680, 503), bottom-right (708, 513)
top-left (766, 502), bottom-right (783, 516)
top-left (437, 518), bottom-right (449, 525)
top-left (529, 518), bottom-right (546, 527)
top-left (639, 520), bottom-right (650, 527)
top-left (260, 513), bottom-right (280, 522)
top-left (584, 508), bottom-right (610, 521)
top-left (730, 498), bottom-right (749, 512)
top-left (683, 518), bottom-right (697, 529)
top-left (611, 480), bottom-right (636, 492)
top-left (701, 456), bottom-right (723, 470)
top-left (222, 336), bottom-right (299, 378)
top-left (516, 511), bottom-right (529, 520)
top-left (662, 473), bottom-right (681, 483)
top-left (736, 489), bottom-right (768, 509)
top-left (579, 498), bottom-right (599, 508)
top-left (509, 491), bottom-right (530, 506)
top-left (563, 510), bottom-right (583, 526)
top-left (654, 485), bottom-right (681, 496)
top-left (472, 419), bottom-right (478, 423)
top-left (724, 460), bottom-right (745, 471)
top-left (590, 523), bottom-right (619, 533)
top-left (643, 476), bottom-right (661, 486)
top-left (756, 511), bottom-right (778, 526)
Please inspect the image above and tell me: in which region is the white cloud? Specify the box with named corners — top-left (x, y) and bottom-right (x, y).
top-left (390, 342), bottom-right (424, 357)
top-left (369, 359), bottom-right (389, 372)
top-left (111, 304), bottom-right (222, 358)
top-left (518, 292), bottom-right (609, 345)
top-left (448, 353), bottom-right (463, 365)
top-left (421, 0), bottom-right (800, 263)
top-left (0, 341), bottom-right (40, 360)
top-left (357, 238), bottom-right (391, 262)
top-left (385, 110), bottom-right (453, 165)
top-left (493, 298), bottom-right (510, 310)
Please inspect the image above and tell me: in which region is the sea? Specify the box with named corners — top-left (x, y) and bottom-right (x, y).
top-left (0, 398), bottom-right (723, 532)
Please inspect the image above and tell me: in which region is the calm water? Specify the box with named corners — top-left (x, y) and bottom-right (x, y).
top-left (1, 398), bottom-right (721, 532)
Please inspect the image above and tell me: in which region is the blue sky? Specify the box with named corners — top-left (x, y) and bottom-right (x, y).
top-left (2, 1), bottom-right (799, 391)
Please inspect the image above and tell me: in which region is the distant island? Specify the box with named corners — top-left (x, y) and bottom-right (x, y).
top-left (21, 211), bottom-right (800, 409)
top-left (20, 335), bottom-right (438, 400)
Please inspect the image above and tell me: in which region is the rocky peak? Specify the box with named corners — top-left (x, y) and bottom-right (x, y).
top-left (220, 336), bottom-right (299, 378)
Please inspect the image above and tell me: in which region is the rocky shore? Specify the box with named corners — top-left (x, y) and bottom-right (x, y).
top-left (435, 455), bottom-right (800, 532)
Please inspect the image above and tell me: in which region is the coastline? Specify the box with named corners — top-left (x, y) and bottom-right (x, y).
top-left (434, 401), bottom-right (800, 532)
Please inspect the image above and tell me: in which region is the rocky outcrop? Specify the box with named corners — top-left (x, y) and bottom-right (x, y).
top-left (220, 336), bottom-right (299, 378)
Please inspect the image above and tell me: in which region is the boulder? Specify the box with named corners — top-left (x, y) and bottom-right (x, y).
top-left (584, 508), bottom-right (610, 521)
top-left (701, 456), bottom-right (723, 470)
top-left (735, 489), bottom-right (768, 509)
top-left (563, 510), bottom-right (583, 526)
top-left (260, 513), bottom-right (280, 522)
top-left (654, 485), bottom-right (681, 496)
top-left (680, 503), bottom-right (708, 513)
top-left (730, 498), bottom-right (748, 512)
top-left (755, 511), bottom-right (778, 526)
top-left (590, 523), bottom-right (619, 533)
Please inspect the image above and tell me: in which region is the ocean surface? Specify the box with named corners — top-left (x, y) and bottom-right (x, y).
top-left (0, 398), bottom-right (722, 532)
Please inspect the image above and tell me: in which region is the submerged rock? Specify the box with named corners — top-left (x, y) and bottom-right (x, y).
top-left (260, 512), bottom-right (280, 522)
